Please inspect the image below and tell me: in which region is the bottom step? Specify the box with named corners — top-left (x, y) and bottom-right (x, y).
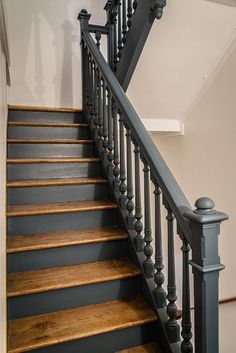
top-left (117, 343), bottom-right (162, 353)
top-left (8, 296), bottom-right (157, 353)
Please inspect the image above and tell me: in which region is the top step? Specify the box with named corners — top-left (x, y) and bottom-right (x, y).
top-left (8, 106), bottom-right (85, 124)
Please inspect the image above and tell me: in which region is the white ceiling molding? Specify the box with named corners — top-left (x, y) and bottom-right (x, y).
top-left (142, 119), bottom-right (184, 136)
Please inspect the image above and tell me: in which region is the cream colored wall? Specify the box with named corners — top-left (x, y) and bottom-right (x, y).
top-left (153, 40), bottom-right (236, 300)
top-left (0, 40), bottom-right (8, 353)
top-left (6, 0), bottom-right (106, 108)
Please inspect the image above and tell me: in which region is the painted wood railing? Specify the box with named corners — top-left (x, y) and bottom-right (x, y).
top-left (104, 0), bottom-right (166, 90)
top-left (79, 9), bottom-right (228, 353)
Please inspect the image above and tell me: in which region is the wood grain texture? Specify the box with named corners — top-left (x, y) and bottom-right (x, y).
top-left (7, 226), bottom-right (127, 253)
top-left (8, 122), bottom-right (88, 128)
top-left (8, 296), bottom-right (157, 353)
top-left (117, 343), bottom-right (161, 353)
top-left (7, 178), bottom-right (107, 188)
top-left (7, 139), bottom-right (93, 144)
top-left (7, 200), bottom-right (117, 217)
top-left (8, 105), bottom-right (82, 113)
top-left (7, 157), bottom-right (99, 164)
top-left (8, 258), bottom-right (141, 297)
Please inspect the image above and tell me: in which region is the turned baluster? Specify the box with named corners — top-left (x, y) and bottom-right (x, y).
top-left (153, 182), bottom-right (166, 308)
top-left (107, 89), bottom-right (114, 178)
top-left (142, 159), bottom-right (154, 278)
top-left (102, 81), bottom-right (108, 163)
top-left (122, 0), bottom-right (127, 44)
top-left (133, 0), bottom-right (138, 11)
top-left (127, 0), bottom-right (133, 29)
top-left (97, 71), bottom-right (103, 152)
top-left (134, 143), bottom-right (144, 251)
top-left (93, 63), bottom-right (99, 140)
top-left (126, 127), bottom-right (134, 229)
top-left (119, 113), bottom-right (127, 209)
top-left (95, 31), bottom-right (102, 50)
top-left (164, 201), bottom-right (180, 343)
top-left (112, 102), bottom-right (120, 193)
top-left (117, 1), bottom-right (122, 59)
top-left (181, 238), bottom-right (193, 353)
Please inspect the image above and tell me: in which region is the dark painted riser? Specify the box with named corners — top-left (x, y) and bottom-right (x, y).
top-left (8, 143), bottom-right (96, 158)
top-left (8, 209), bottom-right (117, 236)
top-left (14, 323), bottom-right (157, 353)
top-left (8, 276), bottom-right (140, 320)
top-left (8, 184), bottom-right (108, 205)
top-left (8, 110), bottom-right (85, 123)
top-left (8, 126), bottom-right (90, 140)
top-left (8, 162), bottom-right (103, 180)
top-left (8, 238), bottom-right (127, 272)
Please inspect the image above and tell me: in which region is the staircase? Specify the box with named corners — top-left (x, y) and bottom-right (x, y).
top-left (7, 107), bottom-right (161, 353)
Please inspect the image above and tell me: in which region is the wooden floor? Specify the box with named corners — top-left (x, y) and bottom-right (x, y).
top-left (8, 296), bottom-right (157, 353)
top-left (7, 200), bottom-right (117, 217)
top-left (117, 343), bottom-right (161, 353)
top-left (7, 226), bottom-right (127, 253)
top-left (8, 258), bottom-right (141, 297)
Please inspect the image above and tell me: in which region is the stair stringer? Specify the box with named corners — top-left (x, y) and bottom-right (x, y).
top-left (86, 116), bottom-right (181, 353)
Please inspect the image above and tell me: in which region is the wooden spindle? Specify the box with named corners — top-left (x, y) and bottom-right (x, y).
top-left (102, 81), bottom-right (108, 163)
top-left (127, 0), bottom-right (133, 29)
top-left (181, 238), bottom-right (193, 353)
top-left (117, 1), bottom-right (122, 59)
top-left (153, 182), bottom-right (166, 308)
top-left (112, 5), bottom-right (118, 71)
top-left (113, 102), bottom-right (120, 193)
top-left (122, 0), bottom-right (127, 44)
top-left (143, 160), bottom-right (154, 278)
top-left (126, 127), bottom-right (134, 229)
top-left (133, 0), bottom-right (138, 10)
top-left (165, 202), bottom-right (180, 343)
top-left (119, 113), bottom-right (127, 209)
top-left (97, 71), bottom-right (103, 152)
top-left (107, 89), bottom-right (114, 178)
top-left (93, 63), bottom-right (99, 140)
top-left (95, 31), bottom-right (102, 50)
top-left (134, 143), bottom-right (144, 251)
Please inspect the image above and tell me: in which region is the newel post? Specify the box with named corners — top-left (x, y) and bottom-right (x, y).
top-left (184, 197), bottom-right (228, 353)
top-left (78, 10), bottom-right (91, 114)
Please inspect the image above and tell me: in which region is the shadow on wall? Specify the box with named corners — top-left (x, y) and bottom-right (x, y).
top-left (7, 0), bottom-right (87, 107)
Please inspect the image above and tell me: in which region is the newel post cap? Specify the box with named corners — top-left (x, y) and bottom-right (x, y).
top-left (194, 197), bottom-right (215, 215)
top-left (183, 197), bottom-right (228, 225)
top-left (78, 9), bottom-right (91, 22)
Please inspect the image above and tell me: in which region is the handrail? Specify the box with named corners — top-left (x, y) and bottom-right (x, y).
top-left (79, 10), bottom-right (228, 353)
top-left (82, 30), bottom-right (192, 245)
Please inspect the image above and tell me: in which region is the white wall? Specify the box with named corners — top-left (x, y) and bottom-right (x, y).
top-left (6, 0), bottom-right (106, 108)
top-left (127, 0), bottom-right (236, 122)
top-left (153, 39), bottom-right (236, 300)
top-left (0, 35), bottom-right (8, 353)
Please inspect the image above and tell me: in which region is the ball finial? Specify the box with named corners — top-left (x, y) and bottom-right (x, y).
top-left (194, 197), bottom-right (215, 215)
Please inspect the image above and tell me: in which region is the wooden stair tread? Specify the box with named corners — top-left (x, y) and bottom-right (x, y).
top-left (8, 105), bottom-right (82, 113)
top-left (7, 200), bottom-right (117, 217)
top-left (7, 226), bottom-right (127, 253)
top-left (8, 296), bottom-right (157, 353)
top-left (7, 139), bottom-right (93, 144)
top-left (7, 177), bottom-right (107, 188)
top-left (7, 157), bottom-right (99, 164)
top-left (117, 343), bottom-right (161, 353)
top-left (8, 121), bottom-right (88, 128)
top-left (8, 258), bottom-right (141, 297)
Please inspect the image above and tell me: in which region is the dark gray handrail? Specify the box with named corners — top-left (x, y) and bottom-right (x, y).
top-left (82, 30), bottom-right (192, 245)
